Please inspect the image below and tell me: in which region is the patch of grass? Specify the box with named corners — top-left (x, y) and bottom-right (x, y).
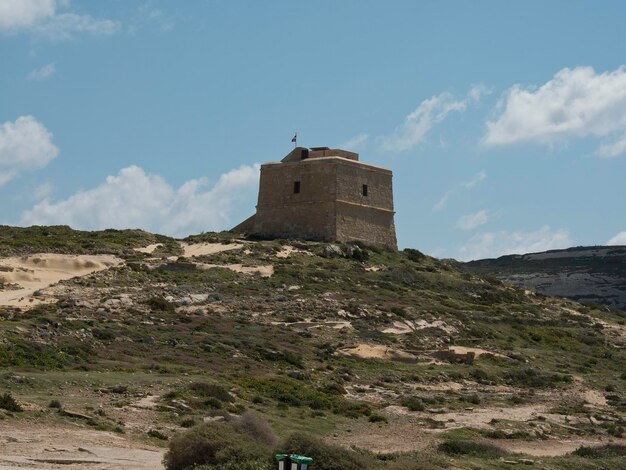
top-left (280, 432), bottom-right (372, 470)
top-left (437, 439), bottom-right (506, 458)
top-left (503, 367), bottom-right (571, 388)
top-left (188, 382), bottom-right (233, 402)
top-left (163, 416), bottom-right (274, 470)
top-left (401, 397), bottom-right (425, 411)
top-left (572, 444), bottom-right (626, 458)
top-left (0, 393), bottom-right (22, 412)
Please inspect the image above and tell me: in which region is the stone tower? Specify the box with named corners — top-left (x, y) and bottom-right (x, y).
top-left (233, 147), bottom-right (397, 249)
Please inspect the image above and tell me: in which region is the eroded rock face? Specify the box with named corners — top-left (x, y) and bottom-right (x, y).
top-left (463, 246), bottom-right (626, 311)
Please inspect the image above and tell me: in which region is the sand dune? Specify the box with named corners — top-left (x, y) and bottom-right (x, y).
top-left (133, 243), bottom-right (163, 254)
top-left (181, 242), bottom-right (244, 257)
top-left (0, 254), bottom-right (122, 307)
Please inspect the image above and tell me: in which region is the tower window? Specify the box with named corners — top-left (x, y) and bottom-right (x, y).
top-left (294, 181), bottom-right (301, 194)
top-left (362, 184), bottom-right (368, 197)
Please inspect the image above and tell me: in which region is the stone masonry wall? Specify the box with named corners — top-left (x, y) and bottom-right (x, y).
top-left (254, 159), bottom-right (338, 240)
top-left (249, 156), bottom-right (397, 249)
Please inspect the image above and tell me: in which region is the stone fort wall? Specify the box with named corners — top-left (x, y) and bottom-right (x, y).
top-left (250, 156), bottom-right (397, 249)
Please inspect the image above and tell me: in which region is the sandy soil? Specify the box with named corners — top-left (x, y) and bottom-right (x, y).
top-left (197, 263), bottom-right (274, 277)
top-left (448, 346), bottom-right (506, 358)
top-left (386, 403), bottom-right (552, 429)
top-left (133, 244), bottom-right (163, 254)
top-left (496, 437), bottom-right (626, 457)
top-left (330, 422), bottom-right (437, 454)
top-left (338, 402), bottom-right (626, 456)
top-left (0, 254), bottom-right (122, 308)
top-left (583, 389), bottom-right (608, 407)
top-left (0, 423), bottom-right (164, 470)
top-left (276, 246), bottom-right (309, 258)
top-left (382, 319), bottom-right (457, 335)
top-left (339, 343), bottom-right (416, 360)
top-left (180, 242), bottom-right (243, 257)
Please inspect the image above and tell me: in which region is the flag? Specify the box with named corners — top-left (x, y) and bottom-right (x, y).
top-left (291, 133), bottom-right (297, 143)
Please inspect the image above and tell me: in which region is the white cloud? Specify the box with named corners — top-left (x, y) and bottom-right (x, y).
top-left (0, 115), bottom-right (59, 187)
top-left (20, 164), bottom-right (260, 237)
top-left (0, 0), bottom-right (55, 30)
top-left (432, 169), bottom-right (487, 212)
top-left (607, 231), bottom-right (626, 245)
top-left (457, 225), bottom-right (571, 261)
top-left (341, 133), bottom-right (368, 150)
top-left (381, 84), bottom-right (488, 152)
top-left (27, 62), bottom-right (56, 81)
top-left (432, 190), bottom-right (453, 212)
top-left (463, 170), bottom-right (487, 189)
top-left (0, 170), bottom-right (17, 187)
top-left (484, 66), bottom-right (626, 157)
top-left (34, 181), bottom-right (54, 199)
top-left (457, 210), bottom-right (488, 231)
top-left (0, 0), bottom-right (119, 38)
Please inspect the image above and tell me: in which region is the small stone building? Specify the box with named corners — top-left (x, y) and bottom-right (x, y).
top-left (233, 147), bottom-right (397, 249)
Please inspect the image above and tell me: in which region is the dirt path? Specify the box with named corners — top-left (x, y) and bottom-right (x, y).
top-left (496, 437), bottom-right (626, 457)
top-left (0, 423), bottom-right (164, 469)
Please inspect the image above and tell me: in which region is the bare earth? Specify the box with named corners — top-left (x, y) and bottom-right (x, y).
top-left (180, 242), bottom-right (244, 257)
top-left (0, 423), bottom-right (164, 470)
top-left (0, 254), bottom-right (122, 308)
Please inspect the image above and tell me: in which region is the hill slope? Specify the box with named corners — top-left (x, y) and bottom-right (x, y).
top-left (0, 226), bottom-right (625, 469)
top-left (462, 246), bottom-right (626, 311)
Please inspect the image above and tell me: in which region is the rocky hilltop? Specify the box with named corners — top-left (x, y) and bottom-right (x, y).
top-left (462, 246), bottom-right (626, 312)
top-left (0, 226), bottom-right (624, 469)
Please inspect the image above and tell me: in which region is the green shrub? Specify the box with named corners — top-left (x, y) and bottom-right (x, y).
top-left (48, 399), bottom-right (62, 409)
top-left (0, 393), bottom-right (22, 412)
top-left (148, 429), bottom-right (168, 440)
top-left (180, 418), bottom-right (196, 428)
top-left (368, 413), bottom-right (388, 423)
top-left (188, 382), bottom-right (233, 402)
top-left (401, 397), bottom-right (425, 411)
top-left (573, 444), bottom-right (626, 458)
top-left (503, 367), bottom-right (571, 388)
top-left (232, 411), bottom-right (278, 447)
top-left (92, 328), bottom-right (115, 341)
top-left (280, 432), bottom-right (372, 470)
top-left (404, 248), bottom-right (426, 262)
top-left (163, 422), bottom-right (268, 470)
top-left (194, 460), bottom-right (272, 470)
top-left (145, 296), bottom-right (175, 313)
top-left (438, 439), bottom-right (506, 458)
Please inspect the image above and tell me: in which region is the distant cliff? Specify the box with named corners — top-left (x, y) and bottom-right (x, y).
top-left (462, 246), bottom-right (626, 311)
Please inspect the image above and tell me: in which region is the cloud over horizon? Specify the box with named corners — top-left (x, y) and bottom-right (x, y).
top-left (20, 164), bottom-right (260, 237)
top-left (457, 225), bottom-right (571, 261)
top-left (457, 210), bottom-right (488, 231)
top-left (0, 115), bottom-right (59, 187)
top-left (484, 65), bottom-right (626, 157)
top-left (607, 231), bottom-right (626, 246)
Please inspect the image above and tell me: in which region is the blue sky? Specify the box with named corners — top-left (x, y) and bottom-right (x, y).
top-left (1, 0), bottom-right (626, 259)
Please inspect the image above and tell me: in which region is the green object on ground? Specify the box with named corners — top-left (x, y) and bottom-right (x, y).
top-left (289, 455), bottom-right (313, 464)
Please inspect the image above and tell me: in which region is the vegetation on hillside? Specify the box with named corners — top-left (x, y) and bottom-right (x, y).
top-left (0, 227), bottom-right (625, 469)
